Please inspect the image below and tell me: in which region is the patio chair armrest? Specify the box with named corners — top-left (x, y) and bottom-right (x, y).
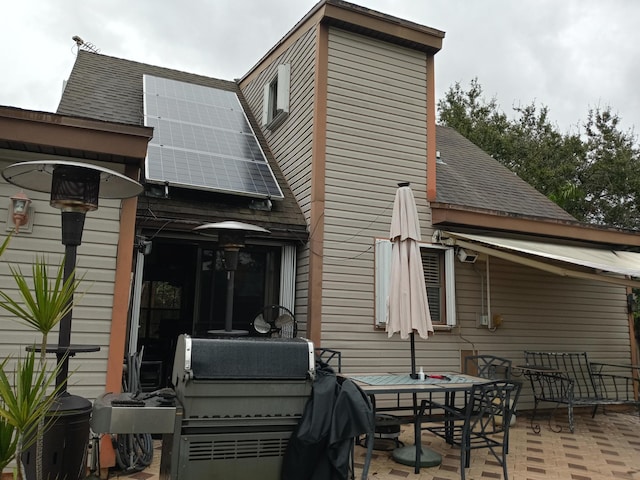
top-left (527, 370), bottom-right (574, 403)
top-left (418, 396), bottom-right (465, 422)
top-left (589, 362), bottom-right (639, 402)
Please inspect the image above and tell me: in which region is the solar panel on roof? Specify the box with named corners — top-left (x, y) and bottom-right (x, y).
top-left (143, 75), bottom-right (284, 199)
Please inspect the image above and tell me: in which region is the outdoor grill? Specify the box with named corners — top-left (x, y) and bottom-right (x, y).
top-left (160, 334), bottom-right (315, 479)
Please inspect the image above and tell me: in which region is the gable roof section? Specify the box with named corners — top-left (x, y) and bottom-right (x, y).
top-left (435, 125), bottom-right (575, 222)
top-left (240, 0), bottom-right (444, 85)
top-left (433, 125), bottom-right (640, 248)
top-left (57, 51), bottom-right (307, 241)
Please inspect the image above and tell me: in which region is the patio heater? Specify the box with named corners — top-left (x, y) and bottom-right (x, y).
top-left (193, 221), bottom-right (270, 336)
top-left (2, 160), bottom-right (142, 479)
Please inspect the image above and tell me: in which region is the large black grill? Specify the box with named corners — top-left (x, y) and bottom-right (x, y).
top-left (161, 334), bottom-right (314, 479)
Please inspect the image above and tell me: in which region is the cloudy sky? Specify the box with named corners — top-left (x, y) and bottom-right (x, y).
top-left (2, 1), bottom-right (639, 135)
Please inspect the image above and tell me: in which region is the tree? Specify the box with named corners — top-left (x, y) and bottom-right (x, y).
top-left (579, 108), bottom-right (640, 228)
top-left (437, 78), bottom-right (511, 159)
top-left (437, 79), bottom-right (640, 230)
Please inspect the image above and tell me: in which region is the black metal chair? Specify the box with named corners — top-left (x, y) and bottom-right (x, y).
top-left (315, 347), bottom-right (342, 372)
top-left (416, 380), bottom-right (522, 479)
top-left (337, 375), bottom-right (375, 480)
top-left (464, 354), bottom-right (518, 452)
top-left (464, 354), bottom-right (513, 380)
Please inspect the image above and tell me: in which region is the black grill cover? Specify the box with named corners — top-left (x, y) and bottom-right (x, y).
top-left (177, 335), bottom-right (313, 381)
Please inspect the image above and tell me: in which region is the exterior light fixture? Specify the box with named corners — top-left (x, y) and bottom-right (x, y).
top-left (194, 221), bottom-right (270, 336)
top-left (9, 191), bottom-right (32, 232)
top-left (457, 247), bottom-right (478, 264)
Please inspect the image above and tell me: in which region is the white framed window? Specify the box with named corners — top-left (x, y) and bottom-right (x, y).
top-left (262, 63), bottom-right (290, 130)
top-left (374, 239), bottom-right (456, 328)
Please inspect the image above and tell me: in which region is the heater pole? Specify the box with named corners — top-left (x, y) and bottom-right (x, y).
top-left (224, 270), bottom-right (235, 332)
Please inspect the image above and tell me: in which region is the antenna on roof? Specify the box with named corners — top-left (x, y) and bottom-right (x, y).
top-left (72, 35), bottom-right (100, 54)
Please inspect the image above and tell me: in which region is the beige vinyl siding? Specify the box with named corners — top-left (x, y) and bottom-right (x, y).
top-left (321, 26), bottom-right (634, 390)
top-left (0, 158), bottom-right (124, 401)
top-left (453, 256), bottom-right (631, 409)
top-left (321, 28), bottom-right (434, 368)
top-left (241, 25), bottom-right (317, 334)
top-left (243, 21), bottom-right (635, 407)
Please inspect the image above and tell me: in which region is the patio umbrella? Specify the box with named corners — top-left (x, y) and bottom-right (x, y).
top-left (386, 182), bottom-right (441, 469)
top-left (387, 182), bottom-right (434, 378)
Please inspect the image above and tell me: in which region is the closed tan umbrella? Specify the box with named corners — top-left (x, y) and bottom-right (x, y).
top-left (387, 182), bottom-right (441, 469)
top-left (387, 182), bottom-right (434, 377)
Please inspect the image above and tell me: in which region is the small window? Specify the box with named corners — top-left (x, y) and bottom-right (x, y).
top-left (262, 64), bottom-right (290, 130)
top-left (375, 239), bottom-right (456, 327)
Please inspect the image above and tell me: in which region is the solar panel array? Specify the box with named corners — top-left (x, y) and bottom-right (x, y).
top-left (143, 75), bottom-right (283, 199)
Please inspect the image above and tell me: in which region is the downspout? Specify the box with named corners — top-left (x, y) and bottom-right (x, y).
top-left (486, 256), bottom-right (496, 332)
top-left (627, 285), bottom-right (639, 399)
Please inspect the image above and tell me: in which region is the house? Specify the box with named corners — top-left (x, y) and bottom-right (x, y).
top-left (235, 0), bottom-right (640, 376)
top-left (1, 0), bottom-right (639, 472)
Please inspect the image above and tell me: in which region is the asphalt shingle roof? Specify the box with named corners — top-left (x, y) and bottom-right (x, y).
top-left (57, 52), bottom-right (574, 234)
top-left (435, 125), bottom-right (576, 222)
top-left (57, 51), bottom-right (308, 240)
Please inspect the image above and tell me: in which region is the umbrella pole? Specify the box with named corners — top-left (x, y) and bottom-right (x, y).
top-left (410, 332), bottom-right (417, 379)
top-left (393, 333), bottom-right (443, 470)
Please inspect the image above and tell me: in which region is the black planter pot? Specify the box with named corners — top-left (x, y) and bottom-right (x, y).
top-left (22, 393), bottom-right (91, 480)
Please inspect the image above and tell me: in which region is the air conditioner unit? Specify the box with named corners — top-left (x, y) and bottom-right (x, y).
top-left (457, 248), bottom-right (478, 263)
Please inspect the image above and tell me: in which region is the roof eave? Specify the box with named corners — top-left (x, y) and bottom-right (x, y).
top-left (0, 106), bottom-right (153, 164)
top-left (431, 202), bottom-right (640, 248)
top-left (239, 0), bottom-right (444, 85)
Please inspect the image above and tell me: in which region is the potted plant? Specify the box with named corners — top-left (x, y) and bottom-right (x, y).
top-left (0, 234), bottom-right (82, 480)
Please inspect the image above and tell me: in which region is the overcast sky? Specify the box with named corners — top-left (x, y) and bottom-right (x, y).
top-left (3, 1), bottom-right (639, 135)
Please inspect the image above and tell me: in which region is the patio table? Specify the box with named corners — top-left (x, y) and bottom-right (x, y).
top-left (344, 372), bottom-right (489, 473)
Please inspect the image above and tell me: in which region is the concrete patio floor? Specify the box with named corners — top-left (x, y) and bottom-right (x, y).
top-left (109, 407), bottom-right (640, 480)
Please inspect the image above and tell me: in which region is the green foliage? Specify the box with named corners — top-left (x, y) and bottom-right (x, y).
top-left (0, 351), bottom-right (64, 480)
top-left (0, 257), bottom-right (79, 336)
top-left (0, 415), bottom-right (16, 472)
top-left (0, 235), bottom-right (11, 259)
top-left (0, 238), bottom-right (82, 479)
top-left (580, 108), bottom-right (640, 227)
top-left (438, 78), bottom-right (511, 158)
top-left (0, 352), bottom-right (62, 446)
top-left (438, 78), bottom-right (640, 230)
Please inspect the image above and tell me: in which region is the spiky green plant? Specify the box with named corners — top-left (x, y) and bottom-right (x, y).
top-left (0, 242), bottom-right (83, 480)
top-left (0, 256), bottom-right (81, 367)
top-left (0, 235), bottom-right (17, 475)
top-left (0, 351), bottom-right (63, 480)
top-left (0, 234), bottom-right (10, 258)
top-left (0, 413), bottom-right (17, 472)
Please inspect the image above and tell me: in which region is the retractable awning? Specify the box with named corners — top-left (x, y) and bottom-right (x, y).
top-left (436, 230), bottom-right (640, 288)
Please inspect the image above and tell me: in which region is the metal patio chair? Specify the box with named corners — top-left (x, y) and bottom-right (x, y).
top-left (464, 354), bottom-right (513, 380)
top-left (416, 379), bottom-right (522, 479)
